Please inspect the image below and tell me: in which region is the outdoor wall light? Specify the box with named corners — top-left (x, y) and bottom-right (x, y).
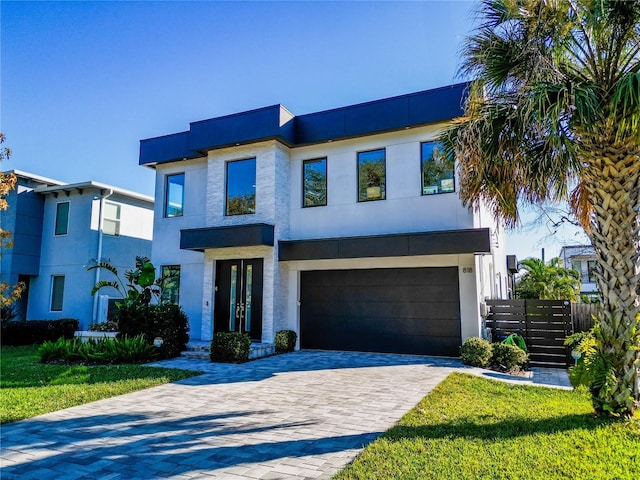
top-left (153, 337), bottom-right (164, 348)
top-left (571, 349), bottom-right (581, 366)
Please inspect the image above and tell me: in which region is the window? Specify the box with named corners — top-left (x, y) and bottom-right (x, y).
top-left (164, 173), bottom-right (185, 217)
top-left (571, 260), bottom-right (582, 278)
top-left (160, 265), bottom-right (180, 305)
top-left (587, 260), bottom-right (598, 283)
top-left (103, 202), bottom-right (120, 236)
top-left (226, 158), bottom-right (256, 216)
top-left (358, 149), bottom-right (386, 202)
top-left (55, 202), bottom-right (69, 235)
top-left (303, 158), bottom-right (327, 207)
top-left (421, 142), bottom-right (455, 195)
top-left (51, 275), bottom-right (65, 311)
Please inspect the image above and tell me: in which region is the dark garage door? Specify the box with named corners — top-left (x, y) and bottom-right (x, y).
top-left (300, 267), bottom-right (461, 356)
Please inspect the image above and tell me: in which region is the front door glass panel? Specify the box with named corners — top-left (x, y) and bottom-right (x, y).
top-left (245, 264), bottom-right (253, 332)
top-left (229, 264), bottom-right (237, 331)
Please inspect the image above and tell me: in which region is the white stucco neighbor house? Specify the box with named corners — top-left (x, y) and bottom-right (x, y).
top-left (559, 244), bottom-right (599, 299)
top-left (139, 83), bottom-right (509, 356)
top-left (1, 170), bottom-right (154, 328)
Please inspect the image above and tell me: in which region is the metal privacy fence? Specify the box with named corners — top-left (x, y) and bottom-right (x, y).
top-left (485, 299), bottom-right (573, 368)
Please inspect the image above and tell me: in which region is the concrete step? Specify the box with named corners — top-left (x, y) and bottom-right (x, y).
top-left (180, 341), bottom-right (275, 360)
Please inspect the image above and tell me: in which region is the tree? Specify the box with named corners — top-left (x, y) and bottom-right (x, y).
top-left (440, 0), bottom-right (640, 416)
top-left (0, 133), bottom-right (25, 309)
top-left (516, 257), bottom-right (581, 302)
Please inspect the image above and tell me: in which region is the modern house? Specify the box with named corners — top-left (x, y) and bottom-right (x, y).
top-left (1, 171), bottom-right (154, 328)
top-left (139, 83), bottom-right (508, 356)
top-left (559, 244), bottom-right (599, 299)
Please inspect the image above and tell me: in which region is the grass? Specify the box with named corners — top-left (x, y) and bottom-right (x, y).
top-left (0, 345), bottom-right (201, 424)
top-left (335, 373), bottom-right (640, 480)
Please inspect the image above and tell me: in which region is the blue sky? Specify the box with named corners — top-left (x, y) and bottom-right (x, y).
top-left (1, 0), bottom-right (587, 259)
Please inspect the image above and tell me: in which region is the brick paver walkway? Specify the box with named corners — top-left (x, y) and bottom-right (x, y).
top-left (0, 351), bottom-right (570, 480)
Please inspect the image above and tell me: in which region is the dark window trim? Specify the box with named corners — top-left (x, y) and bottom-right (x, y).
top-left (420, 141), bottom-right (455, 196)
top-left (225, 157), bottom-right (257, 217)
top-left (54, 201), bottom-right (70, 236)
top-left (302, 157), bottom-right (328, 208)
top-left (164, 172), bottom-right (185, 218)
top-left (357, 147), bottom-right (386, 203)
top-left (50, 274), bottom-right (65, 312)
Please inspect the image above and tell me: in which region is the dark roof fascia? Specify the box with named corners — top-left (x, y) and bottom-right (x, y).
top-left (180, 223), bottom-right (275, 252)
top-left (278, 227), bottom-right (491, 261)
top-left (139, 82), bottom-right (469, 166)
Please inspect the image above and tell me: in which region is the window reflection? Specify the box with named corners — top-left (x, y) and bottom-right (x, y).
top-left (226, 158), bottom-right (256, 216)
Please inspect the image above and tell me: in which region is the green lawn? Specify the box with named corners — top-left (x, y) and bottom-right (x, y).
top-left (336, 373), bottom-right (640, 480)
top-left (0, 345), bottom-right (200, 424)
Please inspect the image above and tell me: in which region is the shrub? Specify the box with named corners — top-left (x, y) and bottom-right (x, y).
top-left (274, 330), bottom-right (297, 354)
top-left (115, 304), bottom-right (189, 359)
top-left (38, 335), bottom-right (156, 364)
top-left (88, 321), bottom-right (119, 332)
top-left (210, 332), bottom-right (251, 362)
top-left (460, 337), bottom-right (492, 367)
top-left (0, 319), bottom-right (79, 346)
top-left (491, 343), bottom-right (528, 371)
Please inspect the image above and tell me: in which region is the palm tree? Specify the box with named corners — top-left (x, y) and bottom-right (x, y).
top-left (440, 0), bottom-right (639, 416)
top-left (516, 257), bottom-right (581, 302)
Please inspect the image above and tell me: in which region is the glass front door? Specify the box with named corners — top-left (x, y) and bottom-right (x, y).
top-left (214, 259), bottom-right (263, 342)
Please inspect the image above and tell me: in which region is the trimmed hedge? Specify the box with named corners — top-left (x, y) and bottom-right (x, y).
top-left (460, 337), bottom-right (492, 367)
top-left (491, 343), bottom-right (528, 371)
top-left (275, 330), bottom-right (297, 354)
top-left (115, 304), bottom-right (189, 359)
top-left (210, 332), bottom-right (251, 362)
top-left (0, 319), bottom-right (79, 346)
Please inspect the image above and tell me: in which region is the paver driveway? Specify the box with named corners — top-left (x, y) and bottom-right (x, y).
top-left (1, 351), bottom-right (462, 480)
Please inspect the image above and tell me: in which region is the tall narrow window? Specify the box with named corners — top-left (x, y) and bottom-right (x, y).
top-left (421, 142), bottom-right (455, 195)
top-left (303, 158), bottom-right (327, 207)
top-left (164, 173), bottom-right (185, 217)
top-left (357, 149), bottom-right (386, 202)
top-left (103, 201), bottom-right (121, 236)
top-left (571, 260), bottom-right (582, 279)
top-left (587, 260), bottom-right (598, 283)
top-left (226, 158), bottom-right (256, 216)
top-left (55, 202), bottom-right (69, 235)
top-left (160, 265), bottom-right (181, 305)
top-left (51, 275), bottom-right (65, 311)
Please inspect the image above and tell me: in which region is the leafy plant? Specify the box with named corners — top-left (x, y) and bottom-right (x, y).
top-left (490, 343), bottom-right (528, 372)
top-left (210, 332), bottom-right (251, 363)
top-left (460, 337), bottom-right (493, 367)
top-left (274, 330), bottom-right (297, 354)
top-left (88, 256), bottom-right (175, 308)
top-left (37, 335), bottom-right (156, 364)
top-left (88, 321), bottom-right (119, 332)
top-left (516, 258), bottom-right (581, 302)
top-left (503, 333), bottom-right (528, 352)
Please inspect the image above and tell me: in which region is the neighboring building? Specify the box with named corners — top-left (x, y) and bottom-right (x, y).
top-left (1, 171), bottom-right (154, 328)
top-left (559, 244), bottom-right (599, 298)
top-left (139, 83), bottom-right (509, 356)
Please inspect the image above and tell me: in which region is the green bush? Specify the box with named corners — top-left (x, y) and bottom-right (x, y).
top-left (274, 330), bottom-right (297, 354)
top-left (0, 319), bottom-right (79, 346)
top-left (88, 321), bottom-right (119, 332)
top-left (460, 337), bottom-right (493, 367)
top-left (491, 343), bottom-right (528, 371)
top-left (115, 304), bottom-right (189, 359)
top-left (210, 332), bottom-right (251, 362)
top-left (38, 335), bottom-right (156, 364)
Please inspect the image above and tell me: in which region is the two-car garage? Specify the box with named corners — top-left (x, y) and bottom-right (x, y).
top-left (299, 266), bottom-right (462, 356)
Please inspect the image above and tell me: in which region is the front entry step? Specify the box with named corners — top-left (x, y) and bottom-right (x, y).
top-left (180, 341), bottom-right (275, 360)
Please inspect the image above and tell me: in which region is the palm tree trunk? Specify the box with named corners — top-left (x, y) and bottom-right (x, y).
top-left (582, 135), bottom-right (640, 416)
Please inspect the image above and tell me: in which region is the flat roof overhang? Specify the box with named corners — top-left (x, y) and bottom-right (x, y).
top-left (180, 223), bottom-right (275, 252)
top-left (278, 228), bottom-right (491, 261)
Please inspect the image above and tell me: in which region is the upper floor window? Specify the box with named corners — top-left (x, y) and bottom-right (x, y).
top-left (55, 202), bottom-right (69, 235)
top-left (358, 149), bottom-right (386, 202)
top-left (164, 173), bottom-right (185, 218)
top-left (303, 158), bottom-right (327, 207)
top-left (571, 260), bottom-right (582, 277)
top-left (160, 265), bottom-right (181, 305)
top-left (587, 260), bottom-right (598, 283)
top-left (103, 201), bottom-right (121, 236)
top-left (421, 142), bottom-right (455, 195)
top-left (51, 275), bottom-right (65, 311)
top-left (226, 158), bottom-right (256, 216)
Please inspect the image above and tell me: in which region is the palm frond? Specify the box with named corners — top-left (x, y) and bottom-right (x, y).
top-left (90, 280), bottom-right (123, 297)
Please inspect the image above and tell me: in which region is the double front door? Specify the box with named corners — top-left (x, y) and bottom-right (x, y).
top-left (214, 259), bottom-right (263, 342)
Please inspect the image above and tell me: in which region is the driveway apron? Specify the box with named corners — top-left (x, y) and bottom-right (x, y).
top-left (0, 351), bottom-right (460, 480)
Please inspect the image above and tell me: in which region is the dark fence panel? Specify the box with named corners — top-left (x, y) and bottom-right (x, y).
top-left (571, 303), bottom-right (598, 332)
top-left (486, 299), bottom-right (572, 368)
